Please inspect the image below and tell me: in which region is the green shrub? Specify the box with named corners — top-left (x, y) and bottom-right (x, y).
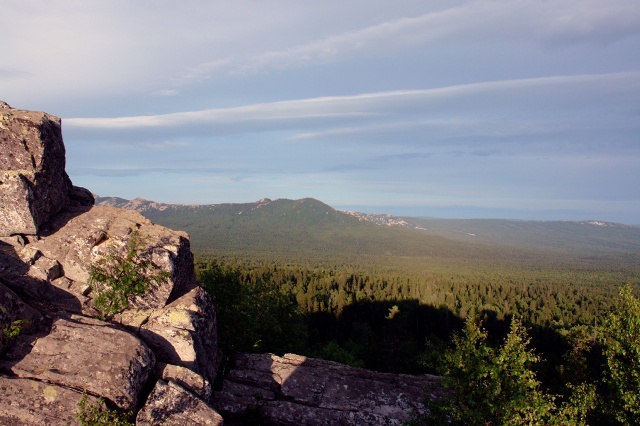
top-left (2, 319), bottom-right (28, 340)
top-left (74, 393), bottom-right (133, 426)
top-left (0, 319), bottom-right (29, 356)
top-left (411, 317), bottom-right (594, 425)
top-left (88, 229), bottom-right (169, 320)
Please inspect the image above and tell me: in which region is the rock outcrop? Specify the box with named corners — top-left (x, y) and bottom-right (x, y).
top-left (0, 102), bottom-right (223, 425)
top-left (137, 379), bottom-right (224, 425)
top-left (0, 101), bottom-right (439, 425)
top-left (213, 353), bottom-right (440, 425)
top-left (0, 101), bottom-right (89, 237)
top-left (0, 376), bottom-right (103, 425)
top-left (9, 314), bottom-right (154, 411)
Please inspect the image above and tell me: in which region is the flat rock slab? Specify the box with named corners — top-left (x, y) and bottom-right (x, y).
top-left (137, 379), bottom-right (223, 426)
top-left (0, 376), bottom-right (98, 426)
top-left (214, 353), bottom-right (442, 426)
top-left (7, 314), bottom-right (154, 411)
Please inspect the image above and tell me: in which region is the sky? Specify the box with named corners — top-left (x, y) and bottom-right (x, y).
top-left (2, 1), bottom-right (640, 223)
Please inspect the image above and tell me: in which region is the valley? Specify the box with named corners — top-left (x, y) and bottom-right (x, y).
top-left (94, 195), bottom-right (640, 423)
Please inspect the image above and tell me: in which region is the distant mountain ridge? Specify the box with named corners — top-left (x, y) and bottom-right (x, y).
top-left (95, 196), bottom-right (640, 263)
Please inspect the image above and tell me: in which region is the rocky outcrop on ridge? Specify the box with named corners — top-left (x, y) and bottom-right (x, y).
top-left (0, 102), bottom-right (439, 425)
top-left (0, 102), bottom-right (223, 425)
top-left (0, 100), bottom-right (92, 236)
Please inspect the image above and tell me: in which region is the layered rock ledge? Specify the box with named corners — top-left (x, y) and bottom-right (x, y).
top-left (213, 353), bottom-right (440, 425)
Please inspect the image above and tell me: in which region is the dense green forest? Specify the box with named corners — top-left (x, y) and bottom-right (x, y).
top-left (97, 196), bottom-right (640, 423)
top-left (196, 258), bottom-right (640, 424)
top-left (195, 257), bottom-right (637, 371)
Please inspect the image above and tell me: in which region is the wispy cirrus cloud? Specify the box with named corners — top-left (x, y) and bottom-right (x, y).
top-left (178, 0), bottom-right (640, 83)
top-left (65, 72), bottom-right (640, 143)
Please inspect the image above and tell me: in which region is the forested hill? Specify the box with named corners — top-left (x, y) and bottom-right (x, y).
top-left (95, 196), bottom-right (640, 269)
top-left (96, 196), bottom-right (485, 260)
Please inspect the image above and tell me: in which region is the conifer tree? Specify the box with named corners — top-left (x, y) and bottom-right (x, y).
top-left (599, 285), bottom-right (640, 425)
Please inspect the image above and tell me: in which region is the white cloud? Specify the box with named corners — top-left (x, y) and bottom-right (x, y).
top-left (65, 71), bottom-right (640, 131)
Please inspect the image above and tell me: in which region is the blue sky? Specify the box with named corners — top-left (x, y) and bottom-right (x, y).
top-left (2, 1), bottom-right (640, 223)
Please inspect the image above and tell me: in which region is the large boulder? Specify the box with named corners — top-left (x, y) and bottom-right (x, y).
top-left (5, 315), bottom-right (154, 411)
top-left (137, 380), bottom-right (224, 426)
top-left (136, 286), bottom-right (222, 386)
top-left (213, 353), bottom-right (441, 425)
top-left (25, 205), bottom-right (196, 313)
top-left (0, 101), bottom-right (76, 236)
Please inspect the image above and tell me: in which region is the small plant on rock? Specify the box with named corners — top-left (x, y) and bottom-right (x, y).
top-left (88, 228), bottom-right (169, 321)
top-left (0, 319), bottom-right (29, 356)
top-left (74, 393), bottom-right (133, 426)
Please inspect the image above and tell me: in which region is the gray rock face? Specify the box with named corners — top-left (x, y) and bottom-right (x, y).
top-left (213, 353), bottom-right (441, 425)
top-left (28, 205), bottom-right (196, 312)
top-left (0, 102), bottom-right (76, 236)
top-left (6, 315), bottom-right (154, 411)
top-left (0, 236), bottom-right (91, 315)
top-left (155, 362), bottom-right (212, 400)
top-left (0, 204), bottom-right (198, 318)
top-left (137, 379), bottom-right (224, 426)
top-left (137, 286), bottom-right (222, 385)
top-left (0, 376), bottom-right (101, 426)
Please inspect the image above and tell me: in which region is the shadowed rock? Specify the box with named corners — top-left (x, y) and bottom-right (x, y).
top-left (0, 282), bottom-right (42, 338)
top-left (137, 379), bottom-right (223, 426)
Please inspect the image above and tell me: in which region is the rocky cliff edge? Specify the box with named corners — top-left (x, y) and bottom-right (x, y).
top-left (0, 101), bottom-right (223, 425)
